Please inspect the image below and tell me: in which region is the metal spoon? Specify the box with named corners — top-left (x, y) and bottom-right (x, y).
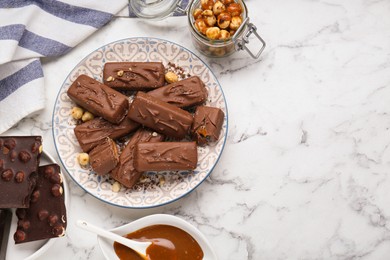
top-left (76, 220), bottom-right (152, 259)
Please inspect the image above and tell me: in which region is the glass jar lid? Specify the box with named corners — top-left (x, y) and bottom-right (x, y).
top-left (130, 0), bottom-right (181, 20)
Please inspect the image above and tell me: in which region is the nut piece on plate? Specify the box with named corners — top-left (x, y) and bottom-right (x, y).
top-left (165, 71), bottom-right (179, 83)
top-left (81, 111), bottom-right (94, 122)
top-left (71, 107), bottom-right (83, 120)
top-left (78, 152), bottom-right (89, 166)
top-left (206, 27), bottom-right (221, 40)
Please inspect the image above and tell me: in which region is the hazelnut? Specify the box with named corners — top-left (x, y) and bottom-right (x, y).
top-left (165, 72), bottom-right (179, 84)
top-left (112, 181), bottom-right (121, 193)
top-left (230, 16), bottom-right (243, 30)
top-left (213, 1), bottom-right (226, 16)
top-left (117, 70), bottom-right (124, 77)
top-left (201, 9), bottom-right (213, 17)
top-left (31, 141), bottom-right (40, 153)
top-left (204, 14), bottom-right (217, 27)
top-left (81, 111), bottom-right (94, 122)
top-left (4, 138), bottom-right (16, 150)
top-left (31, 190), bottom-right (40, 203)
top-left (206, 27), bottom-right (221, 40)
top-left (193, 8), bottom-right (203, 19)
top-left (78, 153), bottom-right (89, 166)
top-left (17, 220), bottom-right (30, 230)
top-left (14, 230), bottom-right (26, 242)
top-left (38, 209), bottom-right (49, 221)
top-left (201, 0), bottom-right (214, 10)
top-left (1, 169), bottom-right (13, 182)
top-left (217, 12), bottom-right (231, 29)
top-left (51, 184), bottom-right (63, 197)
top-left (222, 0), bottom-right (234, 4)
top-left (52, 224), bottom-right (65, 237)
top-left (48, 214), bottom-right (59, 226)
top-left (194, 18), bottom-right (209, 35)
top-left (44, 166), bottom-right (54, 178)
top-left (50, 173), bottom-right (62, 184)
top-left (219, 29), bottom-right (230, 40)
top-left (71, 107), bottom-right (83, 120)
top-left (15, 171), bottom-right (25, 183)
top-left (10, 150), bottom-right (17, 162)
top-left (227, 3), bottom-right (242, 17)
top-left (18, 150), bottom-right (31, 163)
top-left (106, 76), bottom-right (114, 82)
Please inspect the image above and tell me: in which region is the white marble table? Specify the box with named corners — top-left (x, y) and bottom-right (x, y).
top-left (5, 0), bottom-right (390, 259)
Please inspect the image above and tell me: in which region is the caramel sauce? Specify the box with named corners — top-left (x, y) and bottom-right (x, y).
top-left (113, 224), bottom-right (204, 260)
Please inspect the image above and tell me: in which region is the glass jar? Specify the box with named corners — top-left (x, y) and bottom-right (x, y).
top-left (187, 0), bottom-right (266, 58)
top-left (130, 0), bottom-right (186, 20)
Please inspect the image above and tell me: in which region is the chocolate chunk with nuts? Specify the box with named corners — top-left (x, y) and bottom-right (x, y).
top-left (191, 106), bottom-right (224, 146)
top-left (14, 164), bottom-right (67, 243)
top-left (89, 137), bottom-right (119, 175)
top-left (0, 136), bottom-right (42, 208)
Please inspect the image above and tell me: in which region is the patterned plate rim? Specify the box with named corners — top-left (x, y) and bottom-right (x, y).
top-left (51, 37), bottom-right (229, 209)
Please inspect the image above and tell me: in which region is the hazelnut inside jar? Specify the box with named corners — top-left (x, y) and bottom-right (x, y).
top-left (188, 0), bottom-right (265, 58)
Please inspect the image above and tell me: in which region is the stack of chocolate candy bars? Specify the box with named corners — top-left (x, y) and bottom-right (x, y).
top-left (67, 62), bottom-right (224, 189)
top-left (0, 136), bottom-right (67, 243)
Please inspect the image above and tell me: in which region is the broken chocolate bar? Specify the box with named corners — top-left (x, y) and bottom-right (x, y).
top-left (128, 92), bottom-right (193, 139)
top-left (89, 137), bottom-right (119, 175)
top-left (191, 106), bottom-right (224, 146)
top-left (67, 74), bottom-right (129, 124)
top-left (74, 116), bottom-right (140, 152)
top-left (14, 164), bottom-right (67, 243)
top-left (147, 76), bottom-right (208, 108)
top-left (110, 128), bottom-right (164, 188)
top-left (134, 142), bottom-right (198, 172)
top-left (0, 136), bottom-right (42, 208)
top-left (103, 62), bottom-right (165, 90)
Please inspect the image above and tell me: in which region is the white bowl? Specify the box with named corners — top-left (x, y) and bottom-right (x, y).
top-left (97, 214), bottom-right (218, 260)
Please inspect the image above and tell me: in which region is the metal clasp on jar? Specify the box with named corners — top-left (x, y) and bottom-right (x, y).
top-left (232, 17), bottom-right (266, 59)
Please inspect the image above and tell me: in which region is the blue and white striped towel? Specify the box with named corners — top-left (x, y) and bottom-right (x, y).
top-left (0, 0), bottom-right (128, 134)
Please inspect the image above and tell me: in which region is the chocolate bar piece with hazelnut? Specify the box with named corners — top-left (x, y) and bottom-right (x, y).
top-left (147, 76), bottom-right (208, 108)
top-left (103, 62), bottom-right (165, 91)
top-left (89, 137), bottom-right (119, 175)
top-left (14, 164), bottom-right (67, 243)
top-left (0, 136), bottom-right (42, 208)
top-left (128, 92), bottom-right (193, 139)
top-left (74, 116), bottom-right (140, 152)
top-left (110, 128), bottom-right (164, 189)
top-left (67, 75), bottom-right (129, 124)
top-left (134, 142), bottom-right (198, 172)
top-left (191, 106), bottom-right (225, 146)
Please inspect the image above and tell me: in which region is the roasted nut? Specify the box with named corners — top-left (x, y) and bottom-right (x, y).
top-left (165, 72), bottom-right (178, 83)
top-left (78, 152), bottom-right (89, 166)
top-left (193, 8), bottom-right (203, 19)
top-left (117, 70), bottom-right (124, 77)
top-left (81, 111), bottom-right (94, 122)
top-left (38, 209), bottom-right (49, 221)
top-left (219, 29), bottom-right (230, 40)
top-left (213, 1), bottom-right (226, 16)
top-left (222, 0), bottom-right (234, 4)
top-left (10, 150), bottom-right (17, 162)
top-left (194, 18), bottom-right (209, 35)
top-left (230, 16), bottom-right (243, 30)
top-left (112, 181), bottom-right (121, 193)
top-left (18, 220), bottom-right (30, 230)
top-left (50, 172), bottom-right (62, 184)
top-left (227, 3), bottom-right (242, 17)
top-left (201, 9), bottom-right (213, 16)
top-left (14, 230), bottom-right (26, 242)
top-left (4, 138), bottom-right (16, 150)
top-left (106, 76), bottom-right (114, 82)
top-left (31, 190), bottom-right (40, 203)
top-left (31, 141), bottom-right (40, 153)
top-left (52, 224), bottom-right (65, 237)
top-left (48, 214), bottom-right (59, 226)
top-left (217, 12), bottom-right (231, 29)
top-left (1, 169), bottom-right (13, 182)
top-left (51, 184), bottom-right (63, 197)
top-left (201, 0), bottom-right (214, 10)
top-left (206, 27), bottom-right (221, 40)
top-left (204, 14), bottom-right (217, 27)
top-left (15, 171), bottom-right (25, 183)
top-left (0, 159), bottom-right (3, 171)
top-left (44, 166), bottom-right (54, 178)
top-left (71, 106), bottom-right (83, 120)
top-left (19, 150), bottom-right (31, 163)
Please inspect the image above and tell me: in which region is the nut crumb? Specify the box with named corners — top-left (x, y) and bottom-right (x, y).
top-left (117, 70), bottom-right (124, 77)
top-left (106, 76), bottom-right (114, 82)
top-left (112, 181), bottom-right (121, 192)
top-left (165, 71), bottom-right (179, 84)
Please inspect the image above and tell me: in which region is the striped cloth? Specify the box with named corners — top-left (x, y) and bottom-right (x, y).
top-left (0, 0), bottom-right (128, 134)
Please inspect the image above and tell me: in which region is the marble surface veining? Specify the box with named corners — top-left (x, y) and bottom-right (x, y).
top-left (4, 0), bottom-right (390, 259)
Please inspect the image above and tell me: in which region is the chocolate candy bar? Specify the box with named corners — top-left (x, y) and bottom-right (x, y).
top-left (74, 116), bottom-right (140, 152)
top-left (191, 106), bottom-right (224, 146)
top-left (0, 136), bottom-right (42, 208)
top-left (128, 92), bottom-right (193, 139)
top-left (89, 137), bottom-right (119, 175)
top-left (103, 62), bottom-right (165, 90)
top-left (134, 142), bottom-right (198, 172)
top-left (14, 164), bottom-right (67, 243)
top-left (110, 129), bottom-right (164, 188)
top-left (147, 76), bottom-right (208, 108)
top-left (67, 75), bottom-right (129, 124)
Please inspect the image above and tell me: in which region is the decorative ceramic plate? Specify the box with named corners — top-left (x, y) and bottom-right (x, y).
top-left (52, 37), bottom-right (228, 208)
top-left (5, 151), bottom-right (69, 260)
